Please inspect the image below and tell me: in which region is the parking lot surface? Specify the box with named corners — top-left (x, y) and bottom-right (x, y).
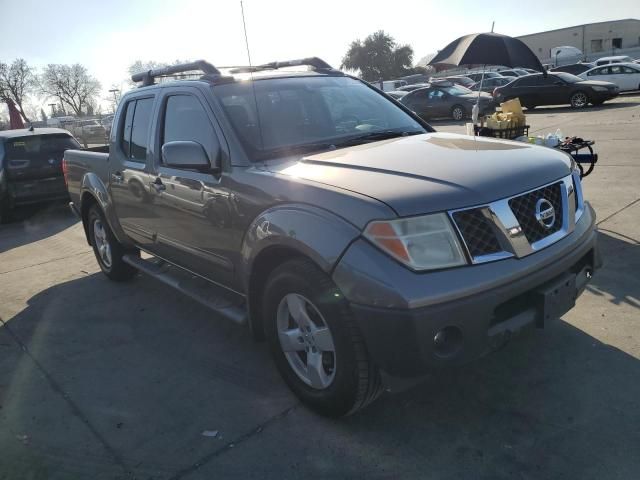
top-left (1, 95), bottom-right (639, 479)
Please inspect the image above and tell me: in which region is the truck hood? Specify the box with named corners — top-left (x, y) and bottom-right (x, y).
top-left (268, 132), bottom-right (572, 217)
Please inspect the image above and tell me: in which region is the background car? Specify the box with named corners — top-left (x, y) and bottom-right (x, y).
top-left (400, 82), bottom-right (494, 120)
top-left (0, 128), bottom-right (80, 222)
top-left (440, 76), bottom-right (475, 88)
top-left (469, 76), bottom-right (515, 93)
top-left (595, 55), bottom-right (635, 66)
top-left (550, 63), bottom-right (595, 75)
top-left (397, 82), bottom-right (430, 92)
top-left (520, 68), bottom-right (540, 74)
top-left (71, 119), bottom-right (107, 144)
top-left (579, 63), bottom-right (640, 92)
top-left (386, 90), bottom-right (408, 99)
top-left (498, 68), bottom-right (529, 77)
top-left (493, 71), bottom-right (619, 109)
top-left (465, 72), bottom-right (503, 83)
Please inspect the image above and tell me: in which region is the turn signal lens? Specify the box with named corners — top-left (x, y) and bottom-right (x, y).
top-left (364, 213), bottom-right (467, 271)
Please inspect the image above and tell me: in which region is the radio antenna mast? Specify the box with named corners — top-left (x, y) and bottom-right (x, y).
top-left (240, 1), bottom-right (264, 150)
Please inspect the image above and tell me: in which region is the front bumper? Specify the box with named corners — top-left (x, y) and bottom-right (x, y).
top-left (333, 203), bottom-right (601, 377)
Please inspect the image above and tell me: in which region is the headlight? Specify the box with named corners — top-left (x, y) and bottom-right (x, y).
top-left (364, 213), bottom-right (467, 271)
top-left (592, 86), bottom-right (609, 92)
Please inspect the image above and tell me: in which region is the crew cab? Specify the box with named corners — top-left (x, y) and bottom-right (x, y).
top-left (63, 58), bottom-right (601, 416)
top-left (1, 128), bottom-right (80, 223)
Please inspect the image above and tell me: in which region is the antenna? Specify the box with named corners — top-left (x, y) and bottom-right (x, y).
top-left (491, 21), bottom-right (495, 33)
top-left (240, 1), bottom-right (265, 150)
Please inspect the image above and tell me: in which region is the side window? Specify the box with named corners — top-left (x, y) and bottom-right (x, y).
top-left (428, 90), bottom-right (444, 99)
top-left (610, 65), bottom-right (622, 75)
top-left (622, 66), bottom-right (638, 74)
top-left (517, 76), bottom-right (539, 87)
top-left (120, 100), bottom-right (135, 157)
top-left (130, 98), bottom-right (154, 163)
top-left (162, 95), bottom-right (217, 162)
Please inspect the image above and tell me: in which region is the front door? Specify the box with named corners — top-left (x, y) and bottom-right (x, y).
top-left (149, 90), bottom-right (237, 287)
top-left (108, 95), bottom-right (157, 249)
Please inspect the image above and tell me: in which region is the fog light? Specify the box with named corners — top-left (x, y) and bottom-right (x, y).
top-left (433, 326), bottom-right (463, 358)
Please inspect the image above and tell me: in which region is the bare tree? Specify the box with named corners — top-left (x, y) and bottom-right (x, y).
top-left (39, 64), bottom-right (101, 116)
top-left (128, 59), bottom-right (191, 85)
top-left (0, 58), bottom-right (35, 122)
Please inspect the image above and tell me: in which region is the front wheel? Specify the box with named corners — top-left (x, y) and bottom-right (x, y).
top-left (451, 105), bottom-right (466, 121)
top-left (87, 205), bottom-right (138, 281)
top-left (263, 258), bottom-right (382, 417)
top-left (570, 91), bottom-right (589, 108)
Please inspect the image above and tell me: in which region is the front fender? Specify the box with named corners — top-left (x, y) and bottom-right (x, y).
top-left (240, 204), bottom-right (361, 286)
top-left (80, 172), bottom-right (130, 246)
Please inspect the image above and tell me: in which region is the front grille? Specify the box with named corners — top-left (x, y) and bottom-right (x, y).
top-left (508, 182), bottom-right (563, 243)
top-left (452, 208), bottom-right (502, 257)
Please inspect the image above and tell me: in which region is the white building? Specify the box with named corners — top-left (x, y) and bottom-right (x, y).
top-left (517, 19), bottom-right (640, 65)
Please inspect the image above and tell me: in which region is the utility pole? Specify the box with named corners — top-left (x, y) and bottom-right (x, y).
top-left (108, 89), bottom-right (120, 113)
top-left (48, 103), bottom-right (56, 116)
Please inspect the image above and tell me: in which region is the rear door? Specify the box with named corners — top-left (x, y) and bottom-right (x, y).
top-left (108, 94), bottom-right (157, 249)
top-left (619, 65), bottom-right (640, 91)
top-left (402, 89), bottom-right (431, 117)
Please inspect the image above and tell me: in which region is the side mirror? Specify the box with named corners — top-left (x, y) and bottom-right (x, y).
top-left (162, 140), bottom-right (220, 172)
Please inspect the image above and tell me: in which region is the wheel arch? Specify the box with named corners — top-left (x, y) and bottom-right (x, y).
top-left (79, 172), bottom-right (130, 246)
top-left (241, 204), bottom-right (361, 340)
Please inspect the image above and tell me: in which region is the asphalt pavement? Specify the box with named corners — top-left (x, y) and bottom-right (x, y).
top-left (1, 95), bottom-right (639, 479)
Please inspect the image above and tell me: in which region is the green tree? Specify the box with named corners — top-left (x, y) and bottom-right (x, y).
top-left (341, 31), bottom-right (414, 82)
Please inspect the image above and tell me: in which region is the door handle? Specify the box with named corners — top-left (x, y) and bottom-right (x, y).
top-left (151, 177), bottom-right (166, 192)
top-left (111, 172), bottom-right (124, 184)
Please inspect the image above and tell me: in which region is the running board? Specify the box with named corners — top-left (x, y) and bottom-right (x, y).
top-left (122, 254), bottom-right (247, 325)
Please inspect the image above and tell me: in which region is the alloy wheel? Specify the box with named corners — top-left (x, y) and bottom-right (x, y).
top-left (276, 293), bottom-right (337, 389)
top-left (571, 92), bottom-right (588, 108)
top-left (93, 219), bottom-right (112, 268)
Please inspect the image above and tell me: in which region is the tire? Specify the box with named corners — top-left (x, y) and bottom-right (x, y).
top-left (570, 91), bottom-right (589, 108)
top-left (451, 104), bottom-right (466, 121)
top-left (263, 258), bottom-right (383, 417)
top-left (87, 205), bottom-right (138, 281)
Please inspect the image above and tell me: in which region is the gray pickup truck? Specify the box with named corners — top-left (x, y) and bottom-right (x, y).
top-left (64, 58), bottom-right (601, 416)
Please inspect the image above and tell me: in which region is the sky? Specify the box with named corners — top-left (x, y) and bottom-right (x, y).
top-left (1, 0), bottom-right (639, 115)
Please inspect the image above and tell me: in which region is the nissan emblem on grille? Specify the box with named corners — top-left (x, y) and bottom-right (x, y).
top-left (535, 198), bottom-right (556, 229)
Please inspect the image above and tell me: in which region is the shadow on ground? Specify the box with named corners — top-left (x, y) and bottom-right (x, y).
top-left (0, 201), bottom-right (78, 254)
top-left (1, 228), bottom-right (639, 479)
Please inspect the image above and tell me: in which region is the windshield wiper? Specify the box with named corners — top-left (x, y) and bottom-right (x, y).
top-left (336, 130), bottom-right (422, 147)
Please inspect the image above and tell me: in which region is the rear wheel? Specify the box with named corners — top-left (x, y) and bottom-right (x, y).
top-left (451, 105), bottom-right (466, 121)
top-left (570, 91), bottom-right (589, 108)
top-left (87, 205), bottom-right (138, 281)
top-left (263, 258), bottom-right (383, 417)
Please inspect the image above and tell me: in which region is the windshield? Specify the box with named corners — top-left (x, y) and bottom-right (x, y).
top-left (554, 72), bottom-right (583, 83)
top-left (438, 84), bottom-right (473, 96)
top-left (214, 76), bottom-right (427, 159)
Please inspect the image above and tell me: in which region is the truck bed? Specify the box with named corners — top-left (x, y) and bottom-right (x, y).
top-left (64, 147), bottom-right (111, 207)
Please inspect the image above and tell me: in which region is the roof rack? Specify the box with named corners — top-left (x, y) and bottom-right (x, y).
top-left (228, 57), bottom-right (340, 74)
top-left (131, 60), bottom-right (223, 87)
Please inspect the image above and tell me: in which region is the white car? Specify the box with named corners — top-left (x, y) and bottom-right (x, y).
top-left (594, 55), bottom-right (635, 67)
top-left (579, 63), bottom-right (640, 92)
